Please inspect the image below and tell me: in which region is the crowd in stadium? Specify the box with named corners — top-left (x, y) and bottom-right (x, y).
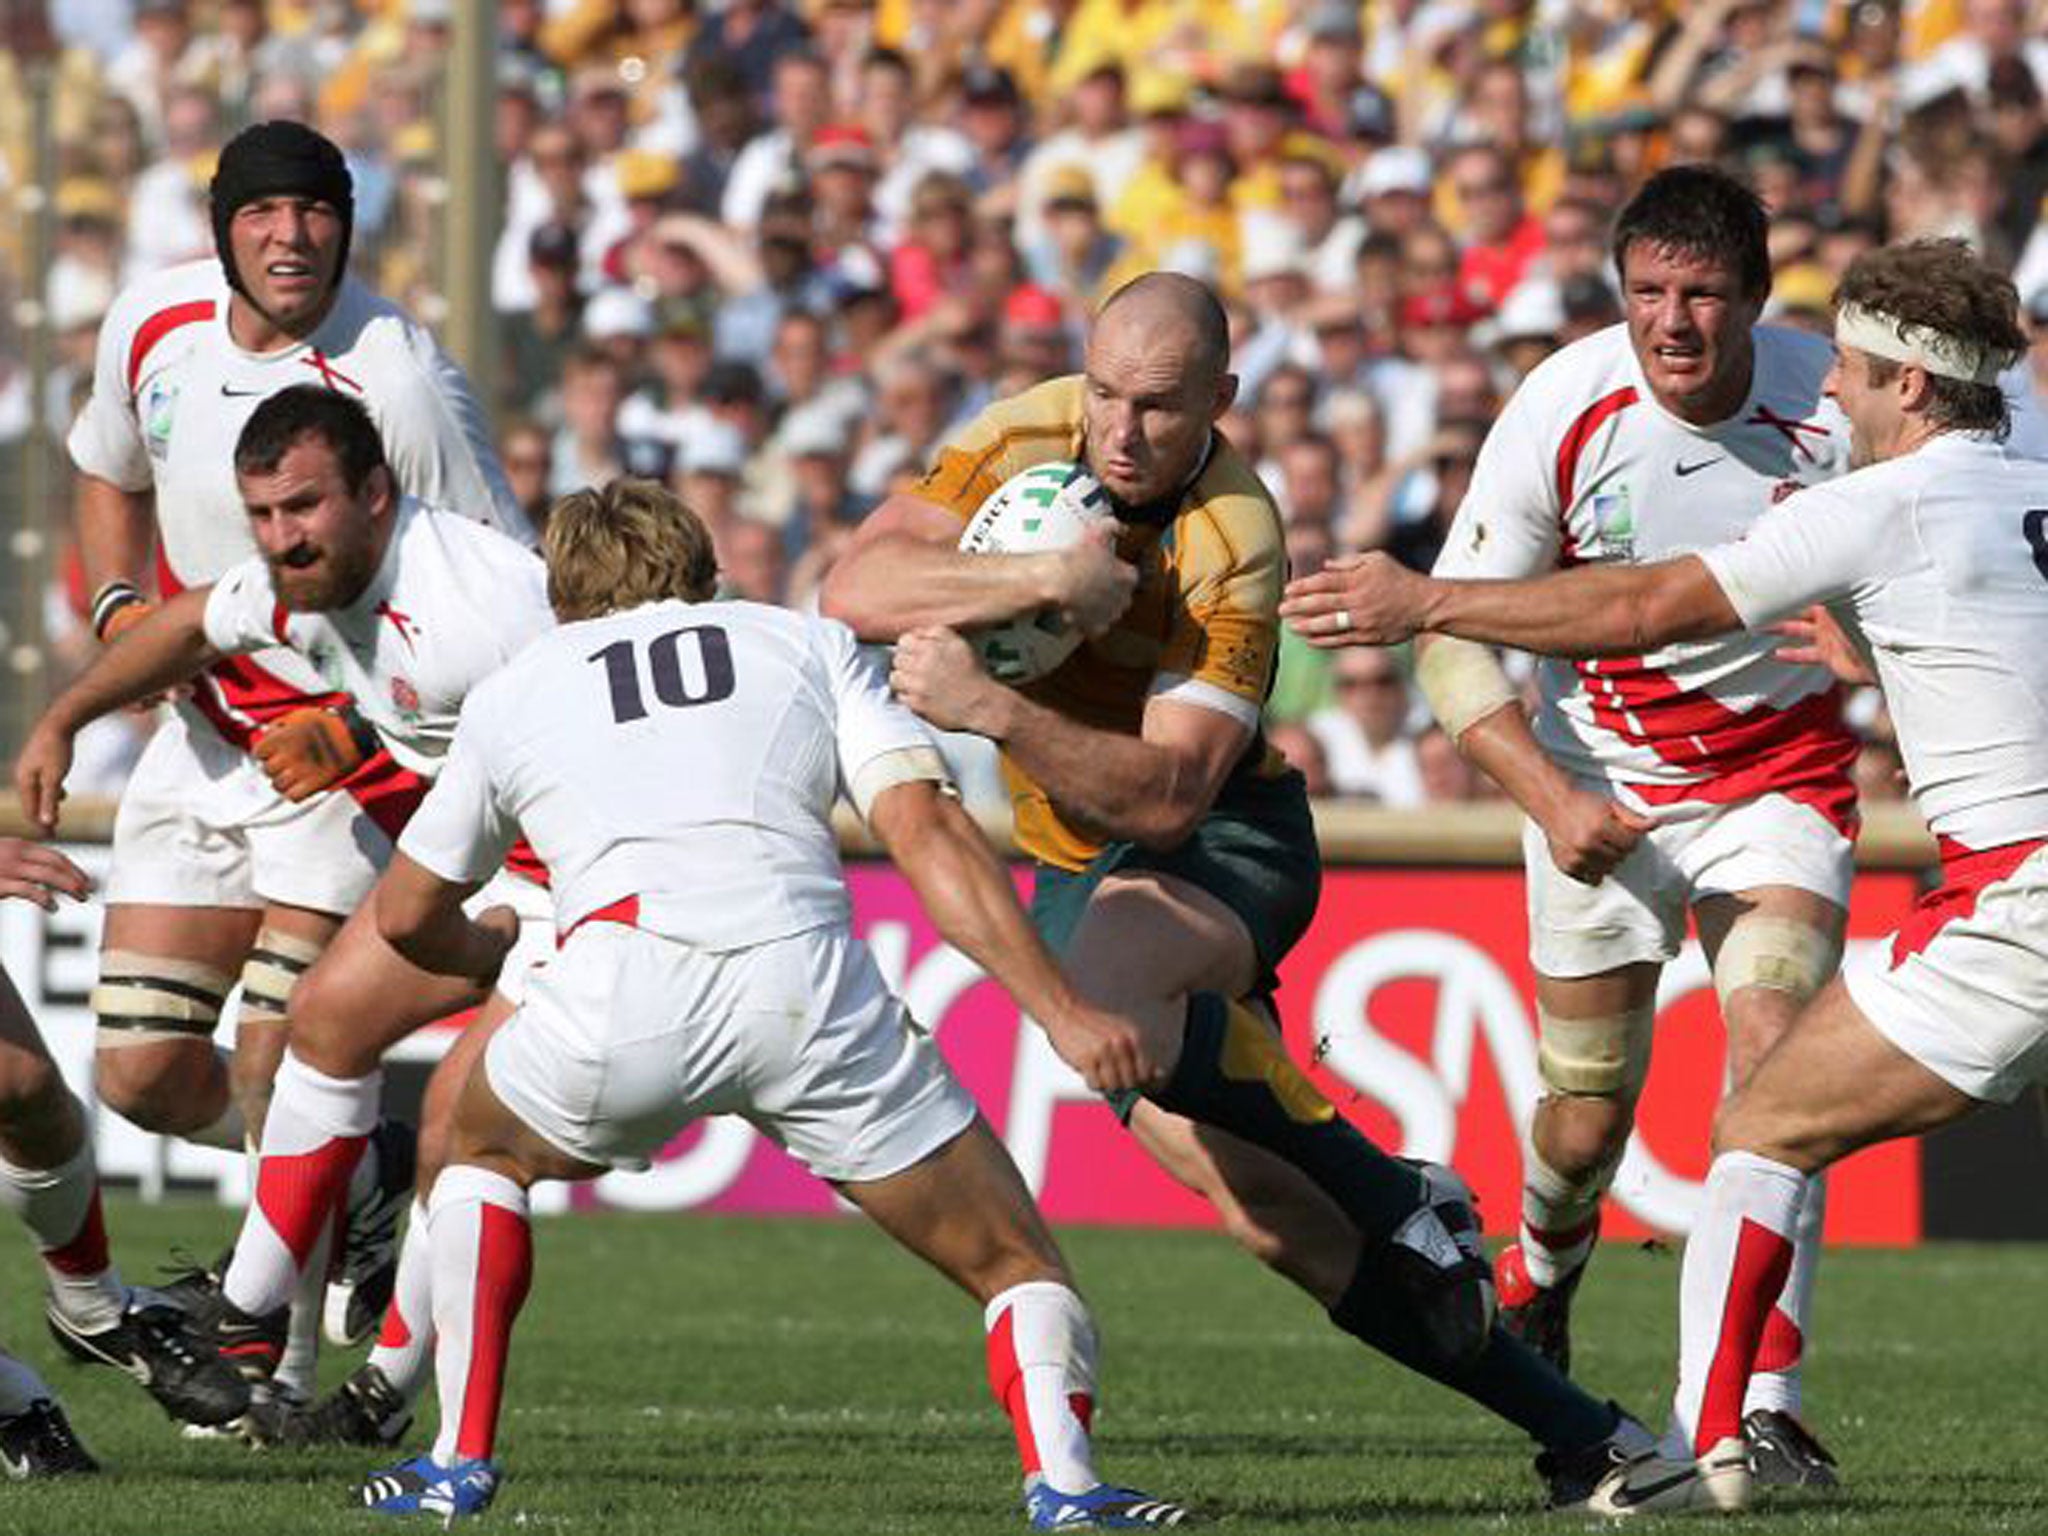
top-left (10, 0), bottom-right (2035, 808)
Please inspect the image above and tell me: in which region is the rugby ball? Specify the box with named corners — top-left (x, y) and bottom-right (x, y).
top-left (957, 461), bottom-right (1113, 684)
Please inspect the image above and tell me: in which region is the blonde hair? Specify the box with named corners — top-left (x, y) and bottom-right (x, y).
top-left (542, 478), bottom-right (719, 621)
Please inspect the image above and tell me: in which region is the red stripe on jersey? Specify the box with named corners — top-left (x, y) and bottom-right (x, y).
top-left (1696, 1216), bottom-right (1793, 1454)
top-left (1553, 386), bottom-right (1637, 561)
top-left (1577, 659), bottom-right (1859, 832)
top-left (158, 552), bottom-right (432, 839)
top-left (270, 603), bottom-right (291, 643)
top-left (1889, 835), bottom-right (2048, 966)
top-left (503, 839), bottom-right (550, 887)
top-left (127, 299), bottom-right (216, 394)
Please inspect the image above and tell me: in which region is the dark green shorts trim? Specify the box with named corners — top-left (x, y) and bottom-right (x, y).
top-left (1026, 767), bottom-right (1322, 1121)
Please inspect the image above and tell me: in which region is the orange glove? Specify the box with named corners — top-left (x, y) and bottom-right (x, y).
top-left (252, 706), bottom-right (378, 801)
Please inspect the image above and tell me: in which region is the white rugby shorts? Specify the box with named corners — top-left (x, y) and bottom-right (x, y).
top-left (484, 919), bottom-right (976, 1181)
top-left (106, 710), bottom-right (390, 916)
top-left (1525, 790), bottom-right (1853, 980)
top-left (1844, 838), bottom-right (2048, 1103)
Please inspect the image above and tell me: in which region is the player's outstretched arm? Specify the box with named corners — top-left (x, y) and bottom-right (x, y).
top-left (820, 494), bottom-right (1134, 642)
top-left (372, 853), bottom-right (512, 989)
top-left (0, 838), bottom-right (93, 911)
top-left (1280, 550), bottom-right (1741, 657)
top-left (75, 474), bottom-right (157, 634)
top-left (888, 627), bottom-right (1246, 852)
top-left (866, 779), bottom-right (1159, 1094)
top-left (15, 588), bottom-right (220, 831)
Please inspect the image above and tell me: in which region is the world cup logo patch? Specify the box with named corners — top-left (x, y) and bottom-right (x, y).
top-left (390, 676), bottom-right (420, 717)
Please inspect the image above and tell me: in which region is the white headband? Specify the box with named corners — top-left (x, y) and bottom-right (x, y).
top-left (1835, 301), bottom-right (2015, 385)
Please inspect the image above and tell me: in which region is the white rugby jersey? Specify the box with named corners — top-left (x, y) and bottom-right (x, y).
top-left (1705, 432), bottom-right (2048, 851)
top-left (1434, 324), bottom-right (1860, 826)
top-left (70, 260), bottom-right (527, 747)
top-left (202, 499), bottom-right (552, 782)
top-left (400, 599), bottom-right (941, 948)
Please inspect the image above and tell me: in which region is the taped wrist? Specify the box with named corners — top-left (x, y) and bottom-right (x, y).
top-left (1415, 636), bottom-right (1518, 741)
top-left (90, 581), bottom-right (150, 642)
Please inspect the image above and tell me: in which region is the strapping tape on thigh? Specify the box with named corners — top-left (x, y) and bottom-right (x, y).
top-left (1536, 1003), bottom-right (1655, 1097)
top-left (238, 928), bottom-right (328, 1021)
top-left (1712, 915), bottom-right (1840, 1008)
top-left (90, 949), bottom-right (232, 1042)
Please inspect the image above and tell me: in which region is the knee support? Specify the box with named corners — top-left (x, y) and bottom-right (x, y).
top-left (90, 950), bottom-right (232, 1047)
top-left (1711, 915), bottom-right (1839, 1010)
top-left (1536, 1001), bottom-right (1655, 1100)
top-left (237, 928), bottom-right (328, 1028)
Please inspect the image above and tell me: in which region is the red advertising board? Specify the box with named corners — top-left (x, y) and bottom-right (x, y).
top-left (566, 862), bottom-right (1927, 1245)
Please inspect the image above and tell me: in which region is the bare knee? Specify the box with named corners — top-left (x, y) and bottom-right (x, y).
top-left (0, 1057), bottom-right (82, 1167)
top-left (94, 1043), bottom-right (224, 1135)
top-left (1534, 1092), bottom-right (1633, 1177)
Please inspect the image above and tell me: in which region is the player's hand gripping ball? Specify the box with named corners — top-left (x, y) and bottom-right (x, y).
top-left (956, 461), bottom-right (1113, 684)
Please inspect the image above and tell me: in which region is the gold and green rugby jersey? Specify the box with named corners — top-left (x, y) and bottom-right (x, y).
top-left (909, 374), bottom-right (1292, 871)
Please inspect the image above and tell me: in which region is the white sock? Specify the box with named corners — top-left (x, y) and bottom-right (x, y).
top-left (984, 1281), bottom-right (1100, 1496)
top-left (274, 1221), bottom-right (331, 1400)
top-left (0, 1133), bottom-right (126, 1332)
top-left (1518, 1151), bottom-right (1606, 1289)
top-left (1744, 1170), bottom-right (1826, 1417)
top-left (367, 1202), bottom-right (436, 1404)
top-left (1670, 1151), bottom-right (1805, 1457)
top-left (430, 1166), bottom-right (533, 1466)
top-left (0, 1349), bottom-right (54, 1417)
top-left (222, 1053), bottom-right (380, 1317)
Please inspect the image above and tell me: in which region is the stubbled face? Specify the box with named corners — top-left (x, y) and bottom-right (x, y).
top-left (1081, 310), bottom-right (1229, 506)
top-left (1823, 344), bottom-right (1903, 469)
top-left (1621, 241), bottom-right (1763, 423)
top-left (239, 436), bottom-right (389, 611)
top-left (228, 195), bottom-right (345, 339)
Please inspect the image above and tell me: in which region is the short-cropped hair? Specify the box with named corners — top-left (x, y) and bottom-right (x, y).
top-left (234, 385), bottom-right (387, 493)
top-left (543, 477), bottom-right (719, 621)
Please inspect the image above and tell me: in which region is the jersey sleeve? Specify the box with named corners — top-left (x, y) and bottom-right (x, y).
top-left (1700, 477), bottom-right (1910, 627)
top-left (904, 376), bottom-right (1085, 524)
top-left (1154, 481), bottom-right (1281, 727)
top-left (66, 292), bottom-right (152, 491)
top-left (820, 621), bottom-right (945, 788)
top-left (379, 322), bottom-right (531, 545)
top-left (200, 559), bottom-right (284, 656)
top-left (1430, 384), bottom-right (1562, 580)
top-left (395, 706), bottom-right (517, 884)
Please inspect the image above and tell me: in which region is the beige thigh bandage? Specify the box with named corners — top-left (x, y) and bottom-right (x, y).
top-left (90, 950), bottom-right (233, 1046)
top-left (237, 928), bottom-right (328, 1026)
top-left (1711, 915), bottom-right (1841, 1010)
top-left (1416, 636), bottom-right (1519, 740)
top-left (1536, 1002), bottom-right (1656, 1098)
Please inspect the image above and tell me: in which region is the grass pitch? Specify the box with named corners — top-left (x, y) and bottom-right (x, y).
top-left (1, 1199), bottom-right (2042, 1535)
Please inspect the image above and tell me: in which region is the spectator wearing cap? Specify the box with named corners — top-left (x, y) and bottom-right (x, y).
top-left (1218, 62), bottom-right (1304, 217)
top-left (775, 400), bottom-right (876, 572)
top-left (583, 285), bottom-right (658, 373)
top-left (494, 120), bottom-right (594, 312)
top-left (501, 221), bottom-right (587, 416)
top-left (1290, 1), bottom-right (1397, 147)
top-left (856, 47), bottom-right (976, 242)
top-left (1016, 55), bottom-right (1144, 253)
top-left (677, 56), bottom-right (762, 216)
top-left (1103, 69), bottom-right (1196, 241)
top-left (593, 147), bottom-right (684, 285)
top-left (674, 417), bottom-right (752, 544)
top-left (807, 122), bottom-right (886, 258)
top-left (1488, 277), bottom-right (1564, 383)
top-left (722, 49), bottom-right (833, 230)
top-left (889, 170), bottom-right (975, 321)
top-left (955, 64), bottom-right (1034, 199)
top-left (1234, 221), bottom-right (1316, 398)
top-left (1350, 144), bottom-right (1434, 238)
top-left (1271, 138), bottom-right (1366, 292)
top-left (618, 304), bottom-right (717, 453)
top-left (997, 283), bottom-right (1076, 385)
top-left (1021, 167), bottom-right (1124, 308)
top-left (683, 0), bottom-right (813, 106)
top-left (1447, 143), bottom-right (1542, 312)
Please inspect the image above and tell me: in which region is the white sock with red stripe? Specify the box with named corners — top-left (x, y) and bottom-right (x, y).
top-left (1669, 1151), bottom-right (1805, 1456)
top-left (276, 1227), bottom-right (329, 1399)
top-left (0, 1132), bottom-right (126, 1332)
top-left (1517, 1155), bottom-right (1604, 1289)
top-left (430, 1166), bottom-right (533, 1466)
top-left (223, 1053), bottom-right (379, 1317)
top-left (1744, 1170), bottom-right (1826, 1417)
top-left (983, 1281), bottom-right (1099, 1496)
top-left (366, 1201), bottom-right (435, 1403)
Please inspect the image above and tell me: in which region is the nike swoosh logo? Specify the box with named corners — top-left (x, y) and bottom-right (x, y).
top-left (220, 385), bottom-right (266, 398)
top-left (1674, 457), bottom-right (1723, 476)
top-left (1607, 1468), bottom-right (1699, 1506)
